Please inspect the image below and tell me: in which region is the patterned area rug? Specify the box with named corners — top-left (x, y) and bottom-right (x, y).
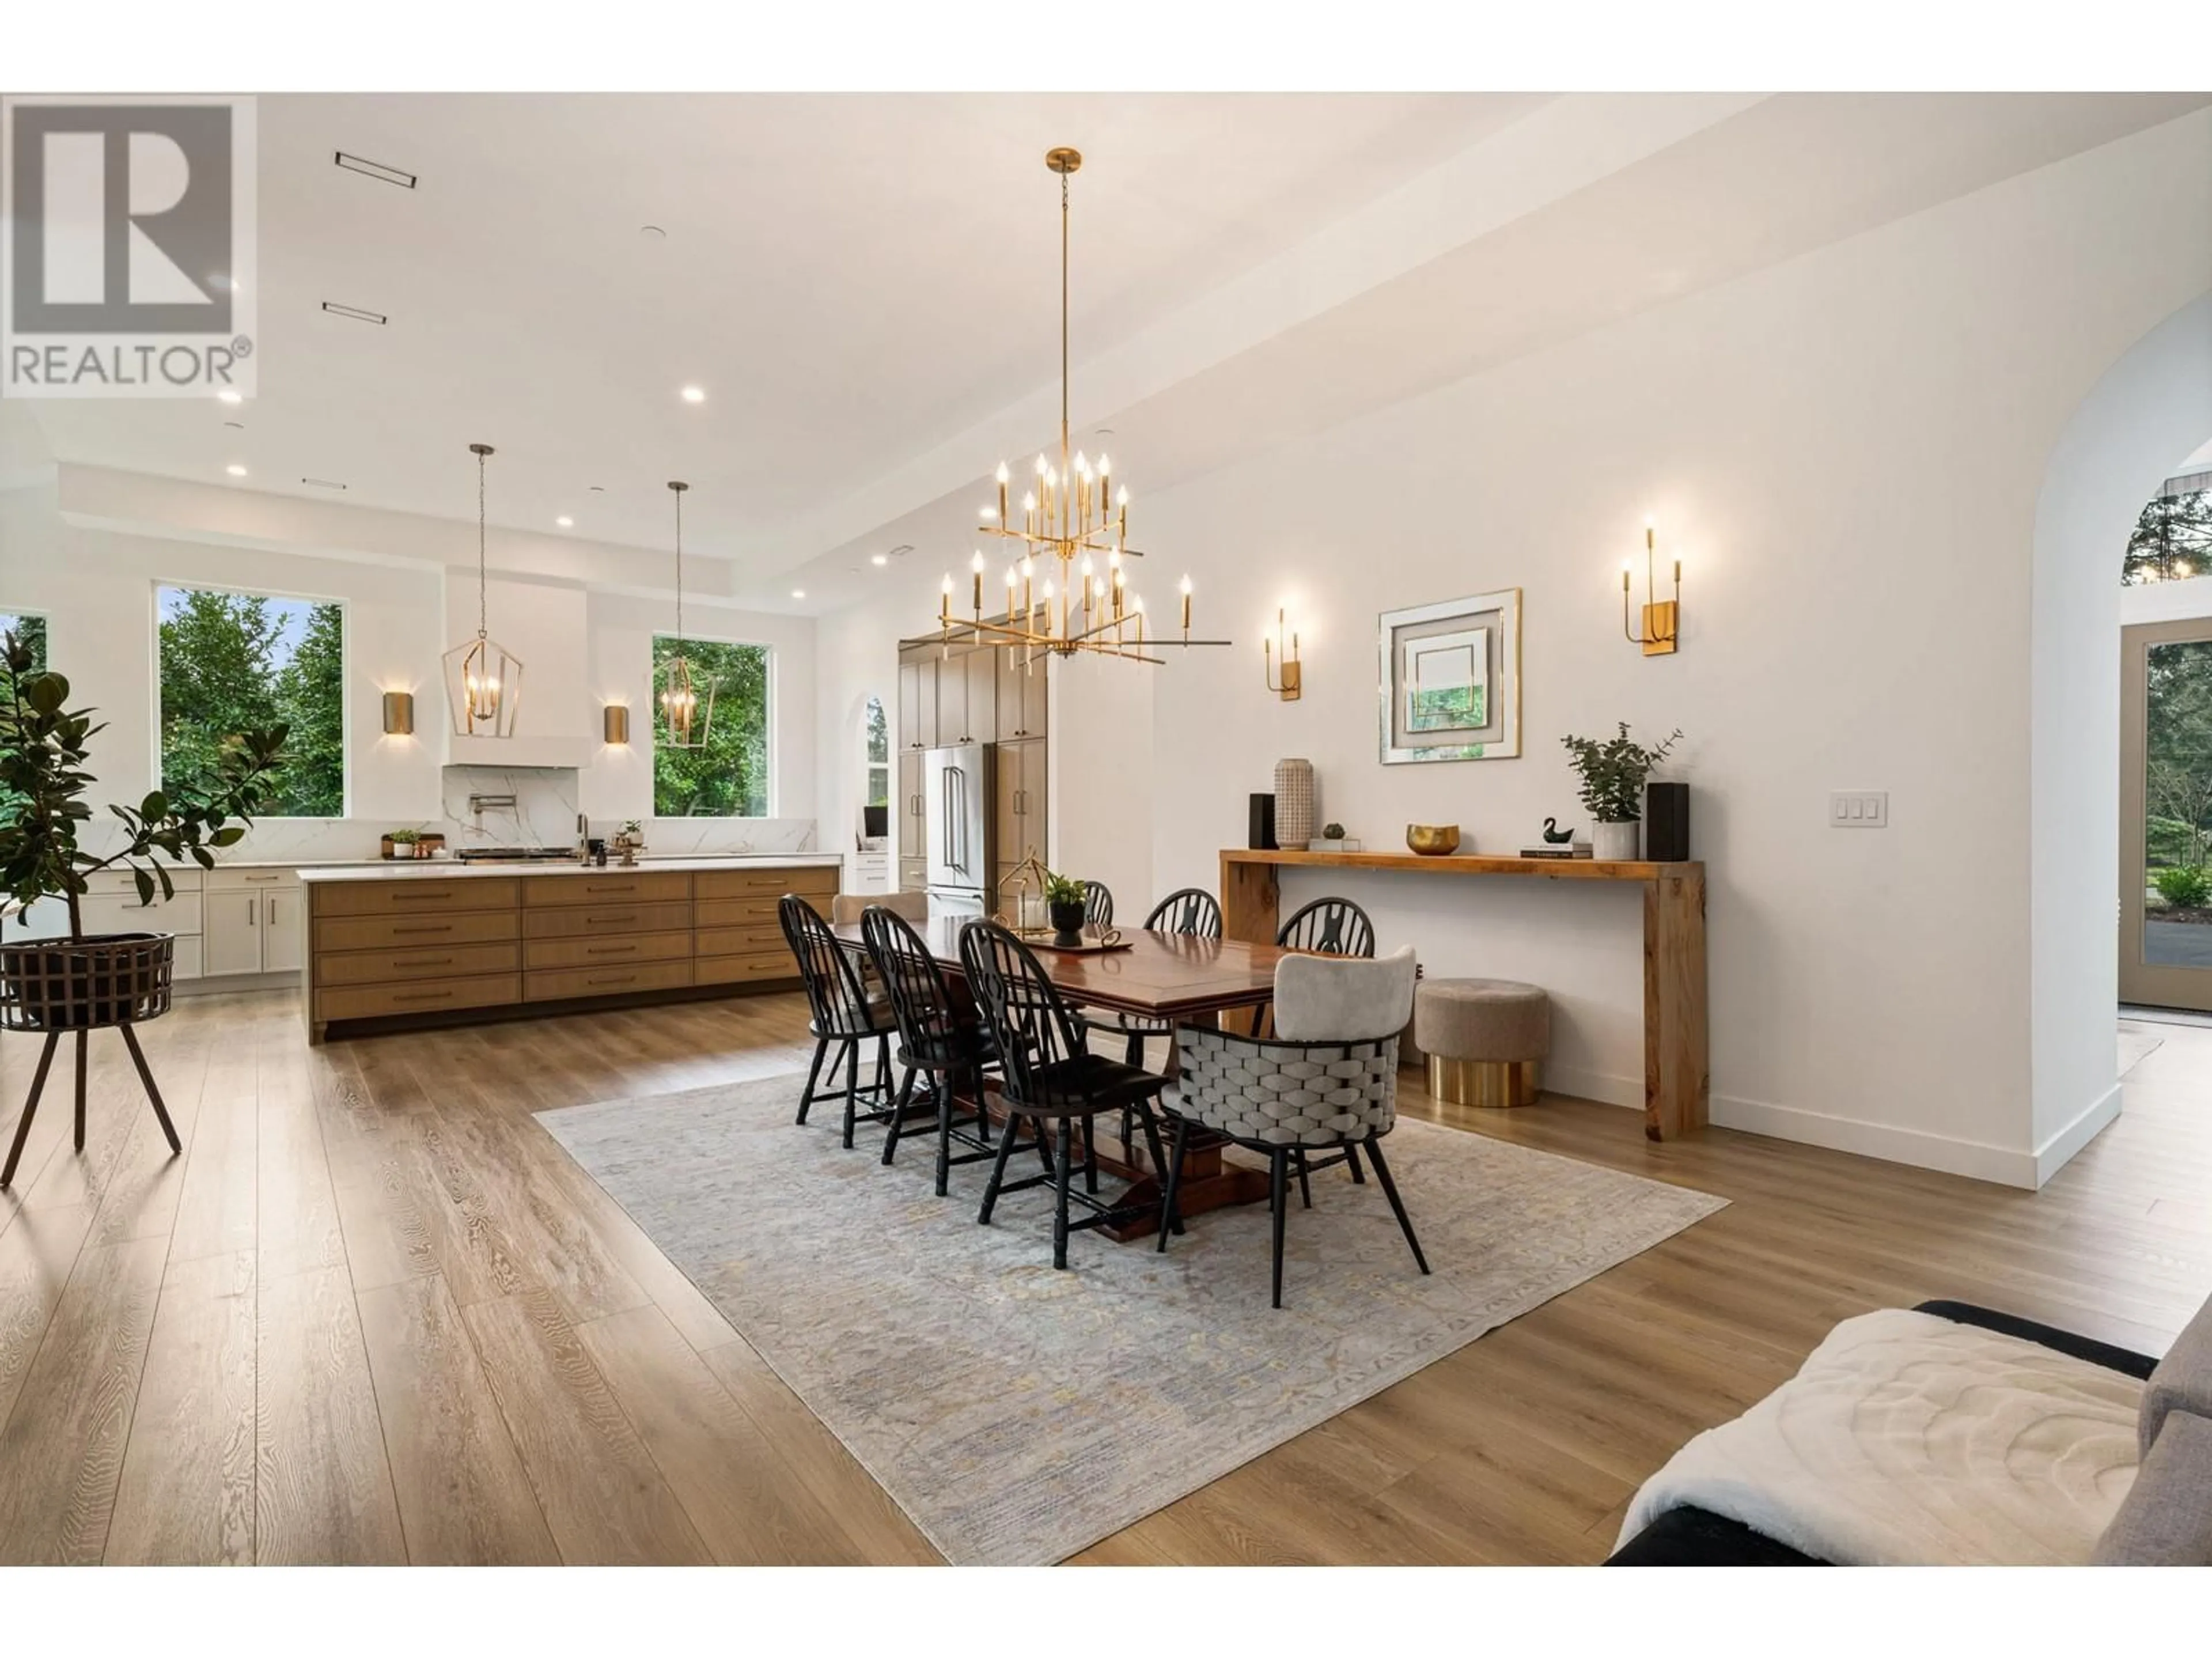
top-left (539, 1076), bottom-right (1726, 1565)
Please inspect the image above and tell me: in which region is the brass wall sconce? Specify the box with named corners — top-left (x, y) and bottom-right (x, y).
top-left (1623, 520), bottom-right (1681, 656)
top-left (1264, 608), bottom-right (1302, 700)
top-left (381, 690), bottom-right (414, 736)
top-left (603, 704), bottom-right (630, 745)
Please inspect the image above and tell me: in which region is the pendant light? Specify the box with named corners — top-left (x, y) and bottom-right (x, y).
top-left (442, 441), bottom-right (524, 736)
top-left (658, 479), bottom-right (715, 748)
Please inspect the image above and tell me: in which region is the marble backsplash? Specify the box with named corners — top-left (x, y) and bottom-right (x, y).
top-left (59, 765), bottom-right (815, 863)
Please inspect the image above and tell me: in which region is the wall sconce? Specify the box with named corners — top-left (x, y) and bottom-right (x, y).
top-left (603, 704), bottom-right (630, 746)
top-left (1623, 520), bottom-right (1681, 656)
top-left (1264, 608), bottom-right (1302, 700)
top-left (381, 690), bottom-right (415, 736)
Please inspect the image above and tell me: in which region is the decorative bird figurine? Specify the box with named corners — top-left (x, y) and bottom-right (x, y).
top-left (1542, 816), bottom-right (1575, 844)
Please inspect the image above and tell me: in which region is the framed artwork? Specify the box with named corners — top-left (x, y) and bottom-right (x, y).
top-left (1378, 587), bottom-right (1521, 763)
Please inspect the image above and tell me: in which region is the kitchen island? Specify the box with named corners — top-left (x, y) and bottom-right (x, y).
top-left (298, 855), bottom-right (840, 1043)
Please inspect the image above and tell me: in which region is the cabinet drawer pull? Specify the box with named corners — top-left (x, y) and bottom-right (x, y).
top-left (391, 925), bottom-right (453, 935)
top-left (243, 873), bottom-right (281, 883)
top-left (392, 956), bottom-right (454, 968)
top-left (585, 913), bottom-right (638, 925)
top-left (586, 944), bottom-right (638, 956)
top-left (587, 974), bottom-right (637, 986)
top-left (392, 888), bottom-right (454, 900)
top-left (393, 990), bottom-right (453, 1003)
top-left (584, 884), bottom-right (640, 894)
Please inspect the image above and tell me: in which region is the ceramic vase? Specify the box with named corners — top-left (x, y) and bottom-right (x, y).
top-left (1274, 758), bottom-right (1316, 850)
top-left (1592, 820), bottom-right (1639, 861)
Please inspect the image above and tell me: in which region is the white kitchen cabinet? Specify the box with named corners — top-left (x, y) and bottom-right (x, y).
top-left (203, 868), bottom-right (303, 977)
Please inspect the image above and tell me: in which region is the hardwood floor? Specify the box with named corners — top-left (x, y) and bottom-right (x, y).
top-left (0, 988), bottom-right (2205, 1565)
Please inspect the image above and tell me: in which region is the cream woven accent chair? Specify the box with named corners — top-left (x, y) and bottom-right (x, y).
top-left (1160, 945), bottom-right (1427, 1308)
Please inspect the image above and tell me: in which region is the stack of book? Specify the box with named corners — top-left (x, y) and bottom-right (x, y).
top-left (1518, 840), bottom-right (1593, 860)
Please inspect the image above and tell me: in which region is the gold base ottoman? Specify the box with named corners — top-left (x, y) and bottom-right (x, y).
top-left (1415, 979), bottom-right (1550, 1108)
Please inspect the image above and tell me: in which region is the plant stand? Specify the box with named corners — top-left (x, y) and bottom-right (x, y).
top-left (0, 933), bottom-right (181, 1190)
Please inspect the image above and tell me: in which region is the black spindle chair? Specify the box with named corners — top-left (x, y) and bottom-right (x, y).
top-left (862, 903), bottom-right (1004, 1197)
top-left (1080, 888), bottom-right (1222, 1155)
top-left (1276, 896), bottom-right (1377, 959)
top-left (959, 921), bottom-right (1176, 1269)
top-left (1082, 881), bottom-right (1115, 929)
top-left (779, 893), bottom-right (897, 1150)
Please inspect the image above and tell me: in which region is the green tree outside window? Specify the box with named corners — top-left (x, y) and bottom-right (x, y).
top-left (158, 585), bottom-right (346, 817)
top-left (0, 612), bottom-right (48, 823)
top-left (653, 636), bottom-right (771, 817)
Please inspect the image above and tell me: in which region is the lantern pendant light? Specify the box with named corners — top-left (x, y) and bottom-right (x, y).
top-left (442, 442), bottom-right (524, 737)
top-left (658, 479), bottom-right (715, 748)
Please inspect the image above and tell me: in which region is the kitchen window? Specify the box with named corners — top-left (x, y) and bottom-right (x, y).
top-left (653, 635), bottom-right (772, 817)
top-left (157, 584), bottom-right (346, 817)
top-left (864, 695), bottom-right (889, 825)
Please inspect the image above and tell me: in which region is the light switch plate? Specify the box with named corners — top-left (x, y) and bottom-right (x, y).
top-left (1830, 790), bottom-right (1888, 827)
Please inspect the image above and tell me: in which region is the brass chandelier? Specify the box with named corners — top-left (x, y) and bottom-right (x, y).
top-left (933, 146), bottom-right (1228, 666)
top-left (443, 441), bottom-right (523, 737)
top-left (658, 479), bottom-right (715, 748)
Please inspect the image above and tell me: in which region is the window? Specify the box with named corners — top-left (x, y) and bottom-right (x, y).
top-left (157, 584), bottom-right (346, 817)
top-left (864, 695), bottom-right (889, 823)
top-left (653, 635), bottom-right (771, 817)
top-left (2123, 472), bottom-right (2212, 584)
top-left (0, 611), bottom-right (47, 822)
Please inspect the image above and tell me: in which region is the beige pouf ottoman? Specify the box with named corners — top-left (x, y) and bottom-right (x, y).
top-left (1415, 978), bottom-right (1550, 1108)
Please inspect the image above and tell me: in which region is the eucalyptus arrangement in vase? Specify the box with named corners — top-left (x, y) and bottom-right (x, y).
top-left (1560, 723), bottom-right (1681, 861)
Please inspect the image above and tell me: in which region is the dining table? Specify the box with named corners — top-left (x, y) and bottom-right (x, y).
top-left (829, 915), bottom-right (1287, 1240)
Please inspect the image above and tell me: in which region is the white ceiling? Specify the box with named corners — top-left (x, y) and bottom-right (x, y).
top-left (20, 92), bottom-right (1540, 558)
top-left (17, 91), bottom-right (2209, 613)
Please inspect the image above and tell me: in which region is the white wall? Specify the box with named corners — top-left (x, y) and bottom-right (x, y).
top-left (812, 109), bottom-right (2212, 1187)
top-left (0, 480), bottom-right (820, 859)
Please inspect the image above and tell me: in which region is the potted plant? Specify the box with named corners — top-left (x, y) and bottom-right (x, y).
top-left (1560, 723), bottom-right (1682, 861)
top-left (0, 628), bottom-right (285, 1184)
top-left (1041, 868), bottom-right (1089, 947)
top-left (381, 827), bottom-right (419, 860)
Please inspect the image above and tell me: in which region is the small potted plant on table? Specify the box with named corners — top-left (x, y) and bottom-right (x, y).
top-left (0, 628), bottom-right (286, 1187)
top-left (1041, 869), bottom-right (1090, 948)
top-left (1560, 722), bottom-right (1682, 862)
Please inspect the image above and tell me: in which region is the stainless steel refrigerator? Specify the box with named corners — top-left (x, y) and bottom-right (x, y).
top-left (923, 743), bottom-right (995, 918)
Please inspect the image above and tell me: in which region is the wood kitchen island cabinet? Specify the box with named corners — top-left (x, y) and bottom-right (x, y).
top-left (298, 858), bottom-right (839, 1043)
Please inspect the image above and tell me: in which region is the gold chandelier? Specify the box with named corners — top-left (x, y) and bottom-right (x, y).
top-left (934, 146), bottom-right (1228, 666)
top-left (658, 479), bottom-right (715, 748)
top-left (443, 441), bottom-right (523, 736)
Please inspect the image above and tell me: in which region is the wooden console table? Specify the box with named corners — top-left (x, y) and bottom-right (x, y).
top-left (1219, 849), bottom-right (1709, 1141)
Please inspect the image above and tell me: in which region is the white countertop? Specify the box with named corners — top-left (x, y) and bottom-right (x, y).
top-left (296, 854), bottom-right (840, 884)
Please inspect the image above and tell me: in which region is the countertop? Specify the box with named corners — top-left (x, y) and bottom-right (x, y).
top-left (296, 853), bottom-right (841, 884)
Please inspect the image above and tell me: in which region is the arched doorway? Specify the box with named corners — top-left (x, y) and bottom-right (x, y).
top-left (2030, 292), bottom-right (2212, 1181)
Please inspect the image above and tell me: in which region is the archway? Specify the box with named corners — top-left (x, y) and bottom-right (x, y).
top-left (2030, 291), bottom-right (2212, 1184)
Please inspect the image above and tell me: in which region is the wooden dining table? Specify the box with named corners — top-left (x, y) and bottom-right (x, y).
top-left (830, 915), bottom-right (1286, 1239)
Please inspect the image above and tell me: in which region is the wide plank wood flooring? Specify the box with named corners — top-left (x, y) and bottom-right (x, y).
top-left (0, 988), bottom-right (2205, 1565)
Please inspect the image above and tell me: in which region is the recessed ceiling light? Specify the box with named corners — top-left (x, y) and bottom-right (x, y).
top-left (639, 225), bottom-right (667, 241)
top-left (222, 421), bottom-right (244, 430)
top-left (1093, 426), bottom-right (1115, 437)
top-left (215, 387), bottom-right (242, 405)
top-left (870, 554), bottom-right (888, 566)
top-left (334, 151), bottom-right (418, 190)
top-left (680, 385), bottom-right (706, 404)
top-left (225, 464), bottom-right (248, 477)
top-left (888, 543), bottom-right (914, 558)
top-left (555, 514), bottom-right (573, 528)
top-left (589, 484), bottom-right (606, 493)
top-left (791, 589), bottom-right (806, 599)
top-left (301, 477), bottom-right (347, 491)
top-left (321, 301), bottom-right (387, 325)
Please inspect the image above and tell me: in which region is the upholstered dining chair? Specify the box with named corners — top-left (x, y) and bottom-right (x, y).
top-left (1158, 945), bottom-right (1427, 1308)
top-left (861, 903), bottom-right (1004, 1197)
top-left (958, 921), bottom-right (1176, 1270)
top-left (778, 893), bottom-right (898, 1150)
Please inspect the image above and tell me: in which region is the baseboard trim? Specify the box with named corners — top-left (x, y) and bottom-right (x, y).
top-left (1539, 1063), bottom-right (1642, 1112)
top-left (2032, 1082), bottom-right (2123, 1187)
top-left (1709, 1092), bottom-right (2038, 1188)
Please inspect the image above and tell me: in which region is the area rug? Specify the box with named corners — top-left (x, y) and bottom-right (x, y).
top-left (538, 1075), bottom-right (1727, 1565)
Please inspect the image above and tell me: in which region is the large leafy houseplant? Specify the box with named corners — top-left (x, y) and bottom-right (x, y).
top-left (1560, 722), bottom-right (1683, 824)
top-left (0, 627), bottom-right (287, 942)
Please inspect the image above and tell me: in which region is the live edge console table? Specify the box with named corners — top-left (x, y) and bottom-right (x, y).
top-left (1218, 849), bottom-right (1709, 1141)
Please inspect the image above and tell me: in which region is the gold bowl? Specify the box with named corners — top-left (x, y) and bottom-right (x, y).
top-left (1406, 823), bottom-right (1462, 856)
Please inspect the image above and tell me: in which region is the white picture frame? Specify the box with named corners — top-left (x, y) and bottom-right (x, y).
top-left (1378, 588), bottom-right (1522, 764)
